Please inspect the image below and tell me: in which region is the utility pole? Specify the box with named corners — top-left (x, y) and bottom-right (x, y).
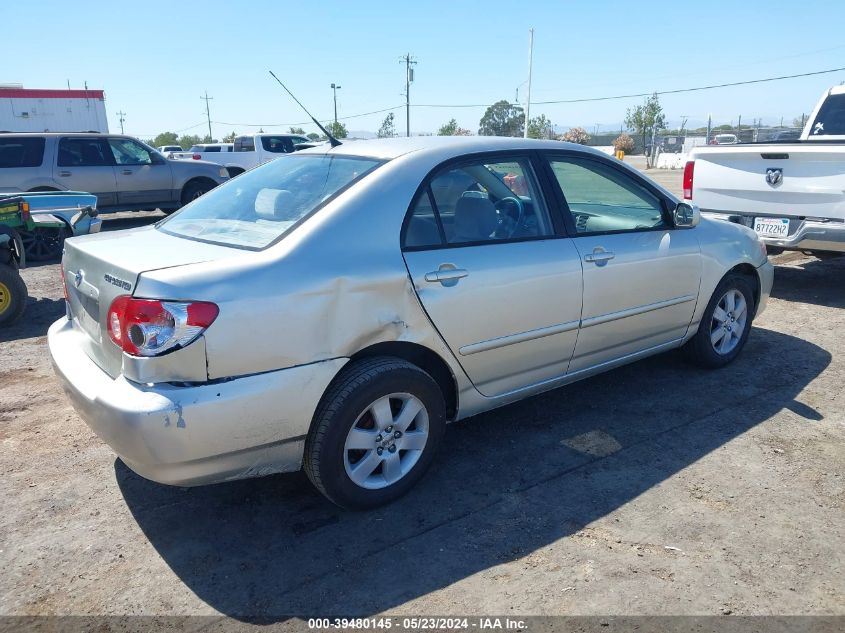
top-left (679, 116), bottom-right (688, 136)
top-left (401, 53), bottom-right (417, 137)
top-left (116, 110), bottom-right (126, 134)
top-left (201, 91), bottom-right (213, 140)
top-left (523, 28), bottom-right (534, 139)
top-left (330, 83), bottom-right (341, 127)
top-left (737, 114), bottom-right (742, 138)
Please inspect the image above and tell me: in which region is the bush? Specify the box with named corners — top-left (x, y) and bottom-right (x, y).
top-left (561, 126), bottom-right (590, 144)
top-left (613, 133), bottom-right (635, 153)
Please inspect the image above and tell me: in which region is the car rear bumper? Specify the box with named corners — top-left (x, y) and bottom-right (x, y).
top-left (703, 211), bottom-right (845, 253)
top-left (48, 318), bottom-right (346, 486)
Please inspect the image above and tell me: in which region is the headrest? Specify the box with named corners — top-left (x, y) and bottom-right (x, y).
top-left (453, 195), bottom-right (497, 241)
top-left (255, 188), bottom-right (295, 220)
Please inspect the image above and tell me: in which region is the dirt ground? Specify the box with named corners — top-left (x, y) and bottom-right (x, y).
top-left (1, 168), bottom-right (843, 622)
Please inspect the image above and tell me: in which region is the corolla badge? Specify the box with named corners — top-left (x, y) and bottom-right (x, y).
top-left (765, 168), bottom-right (783, 187)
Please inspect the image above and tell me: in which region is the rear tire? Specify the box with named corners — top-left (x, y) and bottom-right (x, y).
top-left (684, 273), bottom-right (755, 369)
top-left (304, 357), bottom-right (446, 510)
top-left (0, 265), bottom-right (28, 326)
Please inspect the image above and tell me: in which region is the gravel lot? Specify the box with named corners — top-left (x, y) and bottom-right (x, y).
top-left (1, 166), bottom-right (843, 621)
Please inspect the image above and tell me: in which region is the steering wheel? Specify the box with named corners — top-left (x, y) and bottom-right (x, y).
top-left (494, 196), bottom-right (525, 238)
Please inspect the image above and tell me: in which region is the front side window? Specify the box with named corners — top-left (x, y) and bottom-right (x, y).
top-left (0, 137), bottom-right (45, 168)
top-left (159, 154), bottom-right (382, 249)
top-left (261, 136), bottom-right (293, 153)
top-left (58, 138), bottom-right (111, 167)
top-left (402, 157), bottom-right (553, 248)
top-left (548, 158), bottom-right (667, 234)
top-left (108, 138), bottom-right (153, 165)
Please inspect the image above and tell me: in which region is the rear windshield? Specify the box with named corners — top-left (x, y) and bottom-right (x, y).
top-left (809, 94), bottom-right (845, 136)
top-left (158, 154), bottom-right (382, 250)
top-left (0, 137), bottom-right (45, 168)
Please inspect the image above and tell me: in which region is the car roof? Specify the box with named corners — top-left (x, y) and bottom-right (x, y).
top-left (298, 135), bottom-right (607, 161)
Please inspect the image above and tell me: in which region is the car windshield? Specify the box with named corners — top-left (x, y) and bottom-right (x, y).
top-left (158, 154), bottom-right (382, 249)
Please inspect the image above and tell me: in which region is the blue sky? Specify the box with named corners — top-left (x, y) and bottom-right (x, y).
top-left (5, 0), bottom-right (845, 137)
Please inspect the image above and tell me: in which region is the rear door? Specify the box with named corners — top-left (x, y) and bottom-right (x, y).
top-left (107, 137), bottom-right (173, 207)
top-left (402, 153), bottom-right (583, 397)
top-left (54, 137), bottom-right (118, 207)
top-left (542, 153), bottom-right (701, 373)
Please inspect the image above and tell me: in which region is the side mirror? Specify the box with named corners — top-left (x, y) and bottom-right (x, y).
top-left (673, 202), bottom-right (700, 228)
top-left (150, 153), bottom-right (166, 165)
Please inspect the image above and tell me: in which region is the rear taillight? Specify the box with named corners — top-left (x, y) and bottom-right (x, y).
top-left (683, 161), bottom-right (694, 200)
top-left (19, 201), bottom-right (30, 223)
top-left (107, 296), bottom-right (219, 357)
top-left (192, 153), bottom-right (201, 160)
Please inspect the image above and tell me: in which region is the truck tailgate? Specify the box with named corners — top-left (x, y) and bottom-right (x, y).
top-left (690, 144), bottom-right (845, 221)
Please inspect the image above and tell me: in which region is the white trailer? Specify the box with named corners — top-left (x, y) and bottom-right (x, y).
top-left (0, 86), bottom-right (109, 133)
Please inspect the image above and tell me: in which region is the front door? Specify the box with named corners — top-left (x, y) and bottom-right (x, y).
top-left (543, 154), bottom-right (701, 373)
top-left (402, 155), bottom-right (583, 398)
top-left (54, 137), bottom-right (118, 207)
top-left (108, 138), bottom-right (173, 207)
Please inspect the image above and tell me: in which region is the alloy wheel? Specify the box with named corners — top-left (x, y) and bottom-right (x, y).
top-left (710, 288), bottom-right (748, 355)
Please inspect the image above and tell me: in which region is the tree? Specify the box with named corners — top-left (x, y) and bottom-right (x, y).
top-left (146, 132), bottom-right (180, 148)
top-left (478, 100), bottom-right (524, 137)
top-left (613, 133), bottom-right (635, 154)
top-left (289, 127), bottom-right (306, 135)
top-left (527, 115), bottom-right (554, 139)
top-left (377, 113), bottom-right (396, 138)
top-left (326, 121), bottom-right (348, 139)
top-left (561, 127), bottom-right (590, 144)
top-left (624, 93), bottom-right (666, 165)
top-left (222, 131), bottom-right (237, 143)
top-left (306, 132), bottom-right (320, 141)
top-left (437, 118), bottom-right (471, 136)
top-left (178, 134), bottom-right (203, 149)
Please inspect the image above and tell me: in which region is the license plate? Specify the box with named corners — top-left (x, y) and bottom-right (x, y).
top-left (754, 217), bottom-right (789, 238)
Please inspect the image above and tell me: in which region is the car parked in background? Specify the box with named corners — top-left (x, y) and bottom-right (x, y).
top-left (172, 133), bottom-right (312, 177)
top-left (49, 136), bottom-right (772, 509)
top-left (157, 145), bottom-right (183, 154)
top-left (710, 133), bottom-right (738, 145)
top-left (0, 133), bottom-right (229, 213)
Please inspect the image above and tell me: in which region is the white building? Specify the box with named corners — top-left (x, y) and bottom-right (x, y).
top-left (0, 86), bottom-right (108, 133)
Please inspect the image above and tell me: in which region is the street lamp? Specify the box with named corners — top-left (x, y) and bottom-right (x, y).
top-left (330, 83), bottom-right (341, 127)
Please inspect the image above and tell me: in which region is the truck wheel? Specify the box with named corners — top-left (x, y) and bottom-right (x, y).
top-left (304, 357), bottom-right (446, 510)
top-left (0, 265), bottom-right (28, 326)
top-left (18, 226), bottom-right (69, 262)
top-left (180, 181), bottom-right (213, 206)
top-left (684, 273), bottom-right (755, 369)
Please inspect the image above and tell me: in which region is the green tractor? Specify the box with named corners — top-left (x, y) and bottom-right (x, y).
top-left (0, 197), bottom-right (32, 326)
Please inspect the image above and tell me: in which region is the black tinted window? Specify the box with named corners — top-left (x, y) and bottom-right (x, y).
top-left (810, 94), bottom-right (845, 136)
top-left (261, 136), bottom-right (293, 153)
top-left (58, 138), bottom-right (111, 167)
top-left (0, 137), bottom-right (45, 168)
top-left (234, 137), bottom-right (255, 152)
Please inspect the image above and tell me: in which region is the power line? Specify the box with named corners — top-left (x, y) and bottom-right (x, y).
top-left (213, 105), bottom-right (404, 128)
top-left (411, 66), bottom-right (845, 108)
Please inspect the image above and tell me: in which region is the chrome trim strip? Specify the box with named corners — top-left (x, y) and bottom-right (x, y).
top-left (581, 295), bottom-right (696, 329)
top-left (459, 319), bottom-right (580, 356)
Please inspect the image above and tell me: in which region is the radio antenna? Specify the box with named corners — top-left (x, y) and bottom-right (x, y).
top-left (268, 70), bottom-right (341, 147)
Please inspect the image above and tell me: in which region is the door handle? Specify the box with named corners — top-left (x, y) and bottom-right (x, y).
top-left (121, 169), bottom-right (133, 175)
top-left (424, 266), bottom-right (469, 287)
top-left (584, 250), bottom-right (615, 265)
top-left (59, 171), bottom-right (72, 177)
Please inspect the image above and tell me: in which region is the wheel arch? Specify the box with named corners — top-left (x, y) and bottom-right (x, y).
top-left (726, 262), bottom-right (761, 315)
top-left (348, 341), bottom-right (458, 420)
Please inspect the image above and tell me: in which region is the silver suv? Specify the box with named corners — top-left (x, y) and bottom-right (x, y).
top-left (0, 133), bottom-right (229, 212)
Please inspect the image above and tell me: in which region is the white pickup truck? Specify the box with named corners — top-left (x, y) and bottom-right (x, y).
top-left (173, 133), bottom-right (314, 177)
top-left (686, 85), bottom-right (845, 255)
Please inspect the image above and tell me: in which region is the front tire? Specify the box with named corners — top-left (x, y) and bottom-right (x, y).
top-left (684, 273), bottom-right (755, 368)
top-left (0, 265), bottom-right (28, 326)
top-left (304, 357), bottom-right (446, 510)
top-left (180, 180), bottom-right (213, 206)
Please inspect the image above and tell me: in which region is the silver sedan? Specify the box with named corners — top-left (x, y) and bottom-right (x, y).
top-left (48, 137), bottom-right (773, 509)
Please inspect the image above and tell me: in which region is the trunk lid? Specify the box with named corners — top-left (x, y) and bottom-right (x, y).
top-left (62, 225), bottom-right (242, 378)
top-left (690, 144), bottom-right (845, 221)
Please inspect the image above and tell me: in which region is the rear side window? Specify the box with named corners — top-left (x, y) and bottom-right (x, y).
top-left (58, 138), bottom-right (111, 167)
top-left (234, 136), bottom-right (255, 152)
top-left (0, 137), bottom-right (45, 168)
top-left (810, 94), bottom-right (845, 136)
